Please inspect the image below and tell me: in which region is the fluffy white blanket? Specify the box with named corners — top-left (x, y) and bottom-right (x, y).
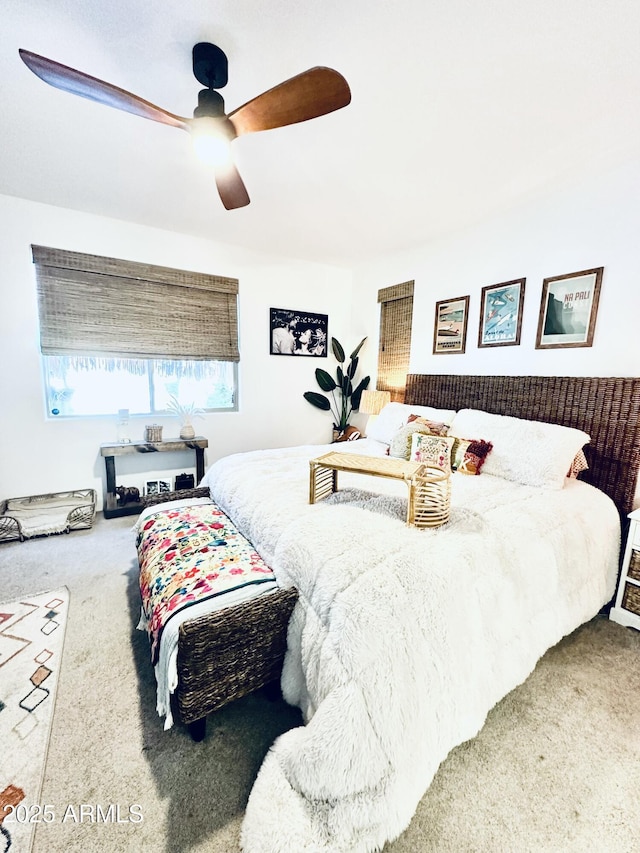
top-left (201, 442), bottom-right (619, 852)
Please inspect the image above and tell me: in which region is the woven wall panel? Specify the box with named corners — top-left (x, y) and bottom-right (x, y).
top-left (32, 246), bottom-right (239, 361)
top-left (405, 374), bottom-right (640, 520)
top-left (377, 283), bottom-right (414, 402)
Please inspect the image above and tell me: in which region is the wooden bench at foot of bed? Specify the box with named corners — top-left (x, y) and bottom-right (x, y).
top-left (141, 488), bottom-right (298, 741)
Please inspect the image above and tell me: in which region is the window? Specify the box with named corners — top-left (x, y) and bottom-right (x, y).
top-left (43, 356), bottom-right (236, 417)
top-left (32, 246), bottom-right (239, 418)
top-left (377, 281), bottom-right (414, 401)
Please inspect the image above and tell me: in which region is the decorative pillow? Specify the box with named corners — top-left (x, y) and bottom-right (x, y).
top-left (450, 437), bottom-right (493, 475)
top-left (366, 402), bottom-right (456, 445)
top-left (389, 422), bottom-right (442, 459)
top-left (410, 433), bottom-right (455, 473)
top-left (405, 415), bottom-right (450, 436)
top-left (448, 409), bottom-right (590, 490)
top-left (567, 448), bottom-right (589, 478)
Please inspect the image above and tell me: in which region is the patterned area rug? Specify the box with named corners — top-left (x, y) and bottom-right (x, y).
top-left (0, 588), bottom-right (69, 852)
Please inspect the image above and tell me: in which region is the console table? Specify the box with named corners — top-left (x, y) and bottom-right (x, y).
top-left (100, 437), bottom-right (208, 519)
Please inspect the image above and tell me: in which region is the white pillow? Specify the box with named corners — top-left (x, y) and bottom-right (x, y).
top-left (448, 408), bottom-right (590, 490)
top-left (366, 402), bottom-right (457, 445)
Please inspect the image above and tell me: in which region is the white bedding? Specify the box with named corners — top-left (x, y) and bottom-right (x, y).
top-left (200, 439), bottom-right (620, 852)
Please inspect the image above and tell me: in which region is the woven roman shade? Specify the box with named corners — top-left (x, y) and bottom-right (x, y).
top-left (32, 245), bottom-right (239, 361)
top-left (377, 281), bottom-right (414, 402)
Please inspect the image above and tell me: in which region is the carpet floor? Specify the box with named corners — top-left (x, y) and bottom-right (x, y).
top-left (0, 513), bottom-right (639, 853)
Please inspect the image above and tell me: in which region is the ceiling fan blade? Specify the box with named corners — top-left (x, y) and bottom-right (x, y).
top-left (228, 67), bottom-right (351, 137)
top-left (215, 162), bottom-right (250, 210)
top-left (19, 49), bottom-right (191, 131)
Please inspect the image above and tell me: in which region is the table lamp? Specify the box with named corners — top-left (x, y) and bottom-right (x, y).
top-left (359, 389), bottom-right (391, 427)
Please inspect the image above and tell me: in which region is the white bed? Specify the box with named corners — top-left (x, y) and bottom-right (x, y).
top-left (200, 408), bottom-right (621, 852)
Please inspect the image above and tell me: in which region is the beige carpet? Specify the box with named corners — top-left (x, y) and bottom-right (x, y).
top-left (0, 514), bottom-right (639, 853)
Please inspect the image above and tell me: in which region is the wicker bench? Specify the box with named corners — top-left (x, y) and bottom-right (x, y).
top-left (140, 488), bottom-right (298, 741)
top-left (175, 586), bottom-right (298, 740)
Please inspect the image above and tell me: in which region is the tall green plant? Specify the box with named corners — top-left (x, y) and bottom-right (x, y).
top-left (303, 337), bottom-right (370, 432)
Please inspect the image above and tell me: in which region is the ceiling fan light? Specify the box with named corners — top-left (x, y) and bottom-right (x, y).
top-left (190, 117), bottom-right (232, 167)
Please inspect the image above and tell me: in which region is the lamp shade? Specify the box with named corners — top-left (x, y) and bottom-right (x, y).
top-left (359, 389), bottom-right (391, 415)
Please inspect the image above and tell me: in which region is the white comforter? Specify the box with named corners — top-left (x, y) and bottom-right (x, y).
top-left (201, 440), bottom-right (620, 853)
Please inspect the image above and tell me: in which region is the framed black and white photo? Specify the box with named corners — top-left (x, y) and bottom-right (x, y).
top-left (478, 278), bottom-right (526, 348)
top-left (535, 267), bottom-right (603, 349)
top-left (145, 479), bottom-right (171, 496)
top-left (433, 295), bottom-right (469, 354)
top-left (270, 307), bottom-right (328, 356)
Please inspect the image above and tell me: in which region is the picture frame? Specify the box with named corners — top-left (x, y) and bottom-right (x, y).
top-left (145, 479), bottom-right (171, 496)
top-left (270, 307), bottom-right (328, 357)
top-left (535, 267), bottom-right (603, 350)
top-left (433, 295), bottom-right (470, 354)
top-left (478, 278), bottom-right (526, 348)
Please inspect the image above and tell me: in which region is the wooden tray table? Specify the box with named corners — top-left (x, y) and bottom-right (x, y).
top-left (309, 452), bottom-right (450, 528)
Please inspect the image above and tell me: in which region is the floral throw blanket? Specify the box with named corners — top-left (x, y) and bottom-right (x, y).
top-left (137, 503), bottom-right (276, 664)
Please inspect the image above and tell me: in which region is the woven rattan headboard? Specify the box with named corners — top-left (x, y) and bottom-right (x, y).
top-left (405, 375), bottom-right (640, 521)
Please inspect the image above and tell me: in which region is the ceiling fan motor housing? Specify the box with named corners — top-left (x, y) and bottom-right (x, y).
top-left (192, 42), bottom-right (228, 89)
top-left (194, 88), bottom-right (225, 118)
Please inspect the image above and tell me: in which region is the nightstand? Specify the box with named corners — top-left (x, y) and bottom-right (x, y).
top-left (610, 507), bottom-right (640, 630)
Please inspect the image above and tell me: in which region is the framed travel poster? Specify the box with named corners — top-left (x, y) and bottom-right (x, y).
top-left (535, 268), bottom-right (603, 349)
top-left (433, 295), bottom-right (469, 354)
top-left (478, 278), bottom-right (526, 348)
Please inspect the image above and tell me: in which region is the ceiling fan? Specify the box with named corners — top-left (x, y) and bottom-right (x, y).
top-left (18, 43), bottom-right (351, 210)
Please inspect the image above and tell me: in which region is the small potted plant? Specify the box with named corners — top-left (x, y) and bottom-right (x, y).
top-left (166, 396), bottom-right (203, 440)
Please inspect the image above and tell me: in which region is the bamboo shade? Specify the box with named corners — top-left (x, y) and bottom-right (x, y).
top-left (32, 245), bottom-right (239, 362)
top-left (377, 281), bottom-right (414, 402)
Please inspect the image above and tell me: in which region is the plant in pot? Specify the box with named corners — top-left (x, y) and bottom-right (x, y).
top-left (303, 337), bottom-right (370, 441)
top-left (166, 396), bottom-right (203, 440)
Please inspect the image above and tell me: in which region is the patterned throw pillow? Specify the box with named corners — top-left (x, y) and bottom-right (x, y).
top-left (410, 433), bottom-right (455, 473)
top-left (567, 448), bottom-right (589, 478)
top-left (405, 415), bottom-right (450, 436)
top-left (450, 437), bottom-right (493, 475)
top-left (389, 423), bottom-right (434, 459)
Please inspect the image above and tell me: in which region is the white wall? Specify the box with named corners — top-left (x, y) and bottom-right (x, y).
top-left (0, 194), bottom-right (354, 507)
top-left (353, 159), bottom-right (640, 380)
top-left (3, 157), bottom-right (639, 510)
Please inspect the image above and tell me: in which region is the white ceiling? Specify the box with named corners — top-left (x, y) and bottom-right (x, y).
top-left (3, 0), bottom-right (640, 266)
